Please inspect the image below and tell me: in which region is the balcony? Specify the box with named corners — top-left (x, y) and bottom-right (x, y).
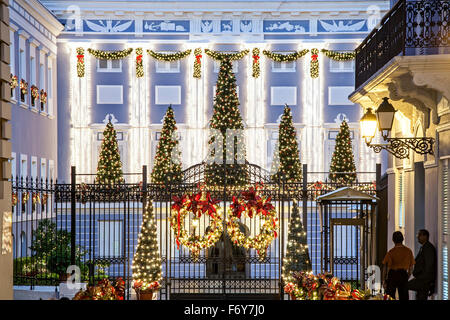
top-left (355, 0), bottom-right (450, 89)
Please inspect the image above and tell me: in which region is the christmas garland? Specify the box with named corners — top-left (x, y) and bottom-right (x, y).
top-left (252, 48), bottom-right (260, 78)
top-left (284, 271), bottom-right (393, 301)
top-left (12, 192), bottom-right (18, 207)
top-left (204, 48), bottom-right (249, 61)
top-left (321, 49), bottom-right (356, 61)
top-left (41, 194), bottom-right (48, 206)
top-left (147, 49), bottom-right (192, 61)
top-left (22, 192), bottom-right (29, 205)
top-left (227, 185), bottom-right (279, 261)
top-left (135, 48), bottom-right (144, 78)
top-left (87, 48), bottom-right (133, 60)
top-left (10, 74), bottom-right (18, 89)
top-left (31, 85), bottom-right (39, 100)
top-left (20, 79), bottom-right (28, 95)
top-left (193, 48), bottom-right (202, 79)
top-left (32, 192), bottom-right (40, 204)
top-left (40, 90), bottom-right (47, 104)
top-left (310, 48), bottom-right (319, 78)
top-left (262, 49), bottom-right (309, 62)
top-left (170, 190), bottom-right (223, 260)
top-left (76, 47), bottom-right (85, 77)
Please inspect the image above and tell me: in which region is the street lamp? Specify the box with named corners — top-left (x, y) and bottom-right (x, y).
top-left (360, 97), bottom-right (435, 159)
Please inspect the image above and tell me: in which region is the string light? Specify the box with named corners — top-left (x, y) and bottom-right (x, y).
top-left (193, 48), bottom-right (202, 78)
top-left (251, 48), bottom-right (260, 78)
top-left (76, 47), bottom-right (85, 77)
top-left (310, 48), bottom-right (319, 78)
top-left (135, 47), bottom-right (144, 78)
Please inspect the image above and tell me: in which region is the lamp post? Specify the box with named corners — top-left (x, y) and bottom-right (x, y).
top-left (359, 97), bottom-right (435, 159)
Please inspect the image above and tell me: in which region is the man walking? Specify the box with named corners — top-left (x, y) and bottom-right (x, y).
top-left (382, 231), bottom-right (415, 300)
top-left (408, 229), bottom-right (437, 300)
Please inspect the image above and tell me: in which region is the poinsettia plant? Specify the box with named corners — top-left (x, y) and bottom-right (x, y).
top-left (73, 278), bottom-right (125, 300)
top-left (132, 280), bottom-right (161, 292)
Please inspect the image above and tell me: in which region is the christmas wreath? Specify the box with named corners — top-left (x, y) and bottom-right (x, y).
top-left (10, 74), bottom-right (18, 89)
top-left (170, 190), bottom-right (223, 260)
top-left (227, 184), bottom-right (279, 261)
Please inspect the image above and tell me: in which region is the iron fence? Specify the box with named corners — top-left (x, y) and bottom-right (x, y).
top-left (11, 163), bottom-right (379, 299)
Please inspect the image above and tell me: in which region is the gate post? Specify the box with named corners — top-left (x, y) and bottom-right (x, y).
top-left (70, 166), bottom-right (76, 266)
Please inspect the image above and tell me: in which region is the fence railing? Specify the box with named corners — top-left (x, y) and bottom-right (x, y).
top-left (11, 164), bottom-right (379, 299)
top-left (355, 0), bottom-right (450, 88)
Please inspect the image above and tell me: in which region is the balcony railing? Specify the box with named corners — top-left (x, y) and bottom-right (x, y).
top-left (355, 0), bottom-right (450, 88)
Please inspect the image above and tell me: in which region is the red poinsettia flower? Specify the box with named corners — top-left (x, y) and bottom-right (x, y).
top-left (171, 194), bottom-right (187, 211)
top-left (230, 196), bottom-right (245, 218)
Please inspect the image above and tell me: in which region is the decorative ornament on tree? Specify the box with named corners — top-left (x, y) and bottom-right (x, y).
top-left (282, 202), bottom-right (311, 284)
top-left (132, 201), bottom-right (162, 300)
top-left (170, 190), bottom-right (223, 260)
top-left (150, 105), bottom-right (183, 184)
top-left (227, 184), bottom-right (279, 261)
top-left (95, 120), bottom-right (125, 185)
top-left (328, 120), bottom-right (357, 184)
top-left (76, 47), bottom-right (85, 77)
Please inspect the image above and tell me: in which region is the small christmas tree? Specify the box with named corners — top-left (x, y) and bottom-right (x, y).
top-left (151, 105), bottom-right (183, 184)
top-left (96, 121), bottom-right (124, 184)
top-left (271, 104), bottom-right (302, 182)
top-left (205, 58), bottom-right (248, 186)
top-left (132, 201), bottom-right (162, 293)
top-left (282, 202), bottom-right (311, 284)
top-left (328, 120), bottom-right (357, 184)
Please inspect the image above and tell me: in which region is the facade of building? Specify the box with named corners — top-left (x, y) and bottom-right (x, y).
top-left (38, 0), bottom-right (388, 183)
top-left (350, 0), bottom-right (450, 299)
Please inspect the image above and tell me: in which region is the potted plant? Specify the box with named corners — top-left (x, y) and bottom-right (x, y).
top-left (133, 280), bottom-right (160, 300)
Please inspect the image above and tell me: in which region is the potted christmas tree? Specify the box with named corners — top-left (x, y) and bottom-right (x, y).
top-left (132, 201), bottom-right (162, 300)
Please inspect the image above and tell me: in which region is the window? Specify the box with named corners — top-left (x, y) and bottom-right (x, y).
top-left (272, 60), bottom-right (296, 72)
top-left (47, 65), bottom-right (53, 116)
top-left (328, 86), bottom-right (355, 105)
top-left (398, 172), bottom-right (405, 229)
top-left (30, 57), bottom-right (36, 86)
top-left (270, 86), bottom-right (297, 106)
top-left (39, 63), bottom-right (45, 112)
top-left (97, 85), bottom-right (123, 104)
top-left (97, 59), bottom-right (122, 72)
top-left (214, 60), bottom-right (238, 73)
top-left (329, 59), bottom-right (355, 73)
top-left (155, 86), bottom-right (181, 105)
top-left (20, 49), bottom-right (26, 103)
top-left (98, 220), bottom-right (123, 257)
top-left (156, 59), bottom-right (180, 73)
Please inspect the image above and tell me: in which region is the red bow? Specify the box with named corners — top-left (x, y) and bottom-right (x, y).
top-left (195, 54), bottom-right (202, 64)
top-left (172, 194), bottom-right (187, 249)
top-left (77, 54), bottom-right (84, 63)
top-left (231, 196), bottom-right (245, 218)
top-left (252, 55), bottom-right (260, 64)
top-left (136, 54), bottom-right (143, 64)
top-left (311, 54), bottom-right (318, 61)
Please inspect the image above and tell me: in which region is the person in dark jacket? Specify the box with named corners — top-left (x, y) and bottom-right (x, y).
top-left (407, 229), bottom-right (437, 300)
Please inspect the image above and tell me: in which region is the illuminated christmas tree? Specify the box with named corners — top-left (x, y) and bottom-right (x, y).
top-left (271, 104), bottom-right (302, 182)
top-left (132, 201), bottom-right (162, 292)
top-left (282, 202), bottom-right (311, 284)
top-left (205, 58), bottom-right (248, 186)
top-left (328, 120), bottom-right (357, 184)
top-left (151, 105), bottom-right (182, 184)
top-left (95, 121), bottom-right (124, 184)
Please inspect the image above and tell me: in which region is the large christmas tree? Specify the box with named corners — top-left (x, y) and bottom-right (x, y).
top-left (328, 120), bottom-right (357, 184)
top-left (132, 201), bottom-right (162, 291)
top-left (282, 202), bottom-right (311, 283)
top-left (151, 105), bottom-right (183, 184)
top-left (271, 104), bottom-right (302, 182)
top-left (96, 121), bottom-right (124, 184)
top-left (205, 58), bottom-right (248, 186)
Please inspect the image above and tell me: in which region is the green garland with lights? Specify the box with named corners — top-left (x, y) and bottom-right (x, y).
top-left (151, 105), bottom-right (183, 184)
top-left (329, 120), bottom-right (357, 184)
top-left (87, 48), bottom-right (133, 60)
top-left (310, 48), bottom-right (319, 78)
top-left (262, 49), bottom-right (309, 62)
top-left (252, 48), bottom-right (260, 78)
top-left (204, 48), bottom-right (249, 61)
top-left (193, 48), bottom-right (202, 79)
top-left (282, 202), bottom-right (311, 284)
top-left (205, 58), bottom-right (248, 186)
top-left (95, 121), bottom-right (125, 184)
top-left (271, 104), bottom-right (302, 182)
top-left (136, 48), bottom-right (144, 78)
top-left (321, 49), bottom-right (356, 61)
top-left (147, 49), bottom-right (192, 61)
top-left (76, 47), bottom-right (85, 77)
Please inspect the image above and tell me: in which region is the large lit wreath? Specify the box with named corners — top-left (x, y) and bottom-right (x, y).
top-left (170, 190), bottom-right (223, 260)
top-left (227, 185), bottom-right (279, 261)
